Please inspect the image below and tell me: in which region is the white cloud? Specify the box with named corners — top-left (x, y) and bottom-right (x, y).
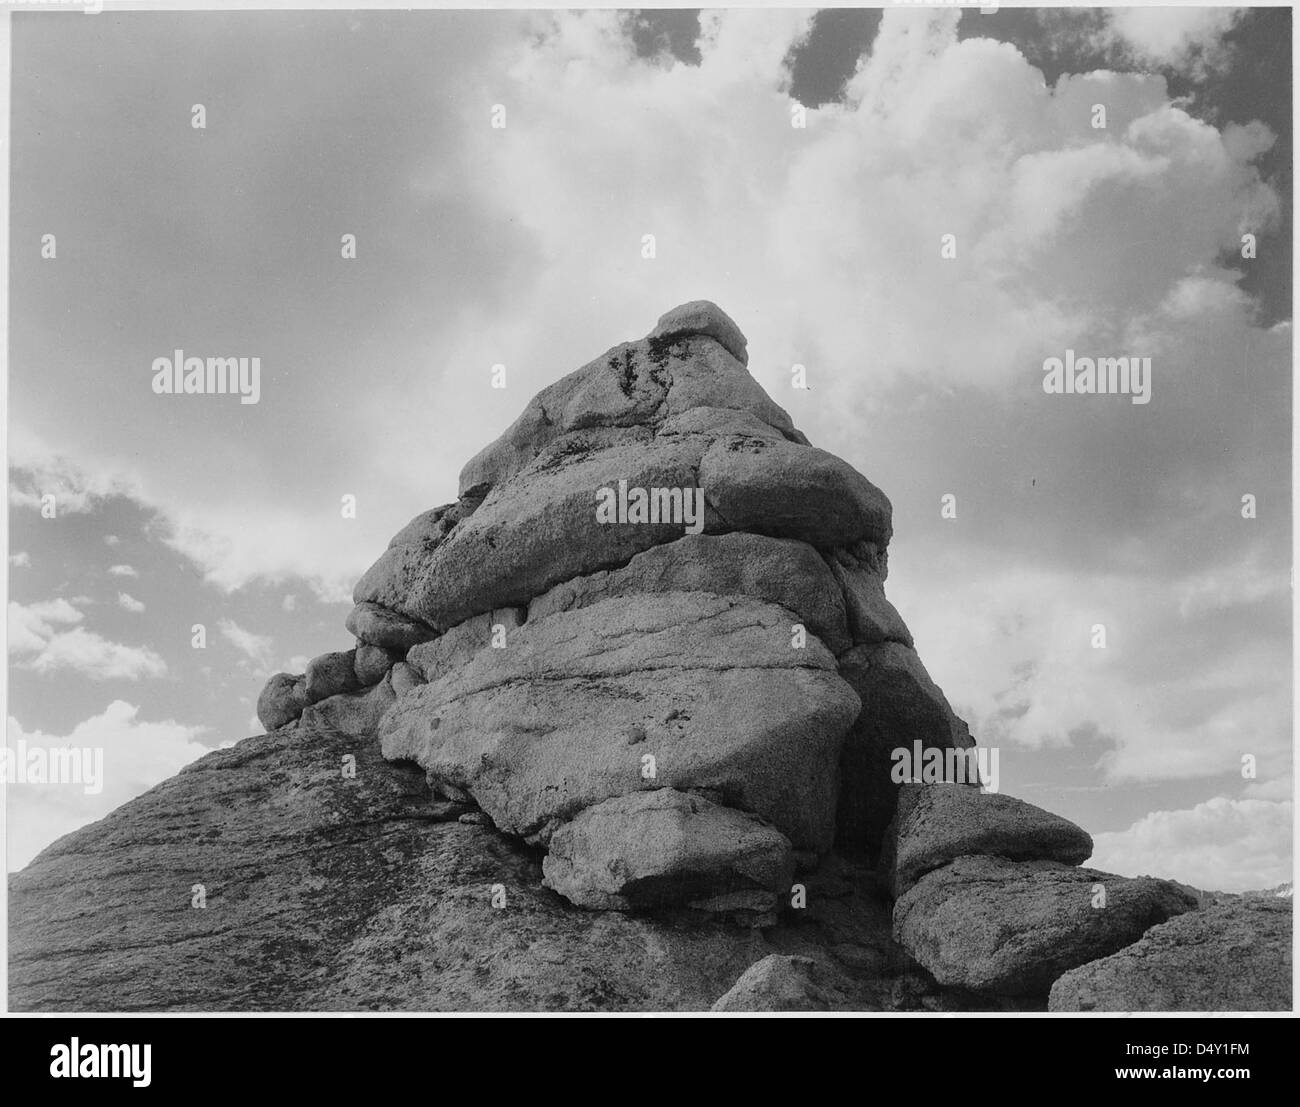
top-left (415, 5), bottom-right (1278, 440)
top-left (6, 10), bottom-right (1281, 614)
top-left (6, 703), bottom-right (209, 870)
top-left (1175, 547), bottom-right (1288, 618)
top-left (11, 426), bottom-right (372, 604)
top-left (8, 426), bottom-right (143, 515)
top-left (9, 551), bottom-right (31, 568)
top-left (163, 505), bottom-right (376, 604)
top-left (282, 593), bottom-right (297, 612)
top-left (218, 618), bottom-right (274, 668)
top-left (24, 627), bottom-right (167, 681)
top-left (104, 534), bottom-right (121, 547)
top-left (7, 598), bottom-right (84, 654)
top-left (1091, 797), bottom-right (1292, 893)
top-left (896, 553), bottom-right (1290, 788)
top-left (117, 592), bottom-right (146, 613)
top-left (1105, 7), bottom-right (1240, 76)
top-left (9, 599), bottom-right (165, 679)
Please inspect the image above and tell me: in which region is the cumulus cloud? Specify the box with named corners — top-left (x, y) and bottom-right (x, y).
top-left (1105, 7), bottom-right (1241, 76)
top-left (1091, 797), bottom-right (1292, 892)
top-left (8, 598), bottom-right (165, 679)
top-left (6, 703), bottom-right (209, 870)
top-left (107, 564), bottom-right (138, 578)
top-left (8, 10), bottom-right (1282, 611)
top-left (7, 598), bottom-right (84, 653)
top-left (165, 506), bottom-right (370, 604)
top-left (389, 6), bottom-right (1280, 477)
top-left (24, 627), bottom-right (167, 680)
top-left (9, 551), bottom-right (31, 568)
top-left (117, 592), bottom-right (145, 613)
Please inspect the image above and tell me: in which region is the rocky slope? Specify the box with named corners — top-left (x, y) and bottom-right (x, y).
top-left (7, 721), bottom-right (1010, 1012)
top-left (9, 302), bottom-right (1290, 1012)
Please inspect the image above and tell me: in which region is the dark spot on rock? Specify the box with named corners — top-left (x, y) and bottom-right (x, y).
top-left (647, 334), bottom-right (675, 368)
top-left (616, 347), bottom-right (638, 396)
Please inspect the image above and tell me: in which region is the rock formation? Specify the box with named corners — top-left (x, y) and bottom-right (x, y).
top-left (8, 302), bottom-right (1290, 1012)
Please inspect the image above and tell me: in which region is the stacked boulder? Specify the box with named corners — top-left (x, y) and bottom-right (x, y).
top-left (880, 784), bottom-right (1198, 995)
top-left (257, 301), bottom-right (973, 924)
top-left (257, 645), bottom-right (401, 739)
top-left (253, 301), bottom-right (1205, 996)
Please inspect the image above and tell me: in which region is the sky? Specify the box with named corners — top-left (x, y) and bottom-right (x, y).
top-left (4, 5), bottom-right (1293, 891)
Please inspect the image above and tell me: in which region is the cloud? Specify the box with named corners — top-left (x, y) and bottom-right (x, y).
top-left (282, 593), bottom-right (297, 612)
top-left (1091, 797), bottom-right (1292, 892)
top-left (23, 627), bottom-right (167, 681)
top-left (104, 534), bottom-right (121, 546)
top-left (10, 427), bottom-right (372, 604)
top-left (1105, 7), bottom-right (1240, 76)
top-left (7, 598), bottom-right (84, 653)
top-left (8, 427), bottom-right (144, 515)
top-left (897, 550), bottom-right (1290, 790)
top-left (9, 599), bottom-right (166, 679)
top-left (1243, 775), bottom-right (1294, 803)
top-left (426, 7), bottom-right (1277, 426)
top-left (117, 592), bottom-right (145, 613)
top-left (1175, 548), bottom-right (1288, 618)
top-left (6, 703), bottom-right (209, 870)
top-left (7, 9), bottom-right (1282, 616)
top-left (218, 618), bottom-right (273, 668)
top-left (9, 551), bottom-right (32, 568)
top-left (162, 503), bottom-right (378, 605)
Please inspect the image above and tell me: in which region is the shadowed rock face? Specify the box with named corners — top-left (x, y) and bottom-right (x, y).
top-left (13, 301), bottom-right (1288, 1013)
top-left (541, 789), bottom-right (795, 921)
top-left (881, 783), bottom-right (1094, 898)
